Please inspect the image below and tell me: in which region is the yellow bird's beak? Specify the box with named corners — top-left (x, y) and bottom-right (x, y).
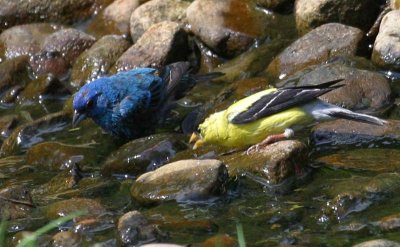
top-left (189, 132), bottom-right (205, 150)
top-left (189, 132), bottom-right (199, 144)
top-left (193, 139), bottom-right (205, 150)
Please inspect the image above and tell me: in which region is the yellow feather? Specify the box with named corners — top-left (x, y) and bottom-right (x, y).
top-left (198, 88), bottom-right (314, 148)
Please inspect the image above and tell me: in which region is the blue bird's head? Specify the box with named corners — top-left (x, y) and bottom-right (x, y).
top-left (72, 83), bottom-right (105, 127)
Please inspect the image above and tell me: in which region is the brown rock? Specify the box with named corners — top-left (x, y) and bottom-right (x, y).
top-left (114, 21), bottom-right (188, 71)
top-left (266, 23), bottom-right (364, 79)
top-left (130, 0), bottom-right (190, 42)
top-left (187, 0), bottom-right (269, 57)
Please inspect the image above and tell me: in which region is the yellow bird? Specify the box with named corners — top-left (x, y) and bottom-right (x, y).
top-left (190, 79), bottom-right (387, 151)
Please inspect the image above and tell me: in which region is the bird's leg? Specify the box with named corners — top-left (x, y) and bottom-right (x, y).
top-left (246, 128), bottom-right (294, 155)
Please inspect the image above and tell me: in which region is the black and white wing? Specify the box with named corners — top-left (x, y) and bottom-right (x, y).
top-left (230, 79), bottom-right (344, 124)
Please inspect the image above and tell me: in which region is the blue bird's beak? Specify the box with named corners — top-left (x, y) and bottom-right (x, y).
top-left (72, 110), bottom-right (86, 127)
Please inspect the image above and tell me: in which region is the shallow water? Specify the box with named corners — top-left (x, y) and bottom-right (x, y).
top-left (1, 2), bottom-right (400, 246)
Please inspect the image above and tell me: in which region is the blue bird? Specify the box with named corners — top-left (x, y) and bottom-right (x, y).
top-left (72, 62), bottom-right (222, 139)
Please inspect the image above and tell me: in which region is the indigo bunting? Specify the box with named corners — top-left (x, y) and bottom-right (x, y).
top-left (72, 62), bottom-right (221, 139)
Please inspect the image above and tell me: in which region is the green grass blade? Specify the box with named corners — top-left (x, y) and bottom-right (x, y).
top-left (236, 222), bottom-right (246, 247)
top-left (0, 219), bottom-right (8, 247)
top-left (16, 211), bottom-right (85, 247)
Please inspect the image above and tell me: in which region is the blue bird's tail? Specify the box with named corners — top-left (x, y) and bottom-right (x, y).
top-left (161, 62), bottom-right (223, 100)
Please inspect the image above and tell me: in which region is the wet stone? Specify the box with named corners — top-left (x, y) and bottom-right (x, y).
top-left (295, 0), bottom-right (380, 35)
top-left (256, 0), bottom-right (293, 10)
top-left (317, 148), bottom-right (400, 172)
top-left (0, 23), bottom-right (62, 60)
top-left (72, 215), bottom-right (115, 234)
top-left (99, 0), bottom-right (140, 35)
top-left (32, 171), bottom-right (119, 203)
top-left (0, 56), bottom-right (30, 95)
top-left (141, 244), bottom-right (186, 247)
top-left (30, 28), bottom-right (96, 77)
top-left (222, 140), bottom-right (309, 186)
top-left (392, 0), bottom-right (400, 9)
top-left (29, 51), bottom-right (69, 79)
top-left (52, 231), bottom-right (82, 247)
top-left (130, 159), bottom-right (228, 205)
top-left (70, 35), bottom-right (131, 89)
top-left (214, 40), bottom-right (289, 83)
top-left (0, 111), bottom-right (70, 157)
top-left (114, 21), bottom-right (188, 72)
top-left (17, 74), bottom-right (70, 104)
top-left (46, 198), bottom-right (106, 220)
top-left (0, 185), bottom-right (34, 220)
top-left (0, 0), bottom-right (108, 32)
top-left (353, 239), bottom-right (400, 247)
top-left (187, 0), bottom-right (270, 57)
top-left (310, 119), bottom-right (400, 150)
top-left (130, 0), bottom-right (190, 43)
top-left (374, 213), bottom-right (400, 232)
top-left (0, 114), bottom-right (20, 139)
top-left (276, 61), bottom-right (394, 115)
top-left (101, 133), bottom-right (187, 177)
top-left (12, 231), bottom-right (52, 247)
top-left (26, 141), bottom-right (97, 171)
top-left (324, 173), bottom-right (400, 221)
top-left (266, 23), bottom-right (364, 79)
top-left (372, 10), bottom-right (400, 71)
top-left (117, 210), bottom-right (160, 246)
top-left (200, 234), bottom-right (237, 247)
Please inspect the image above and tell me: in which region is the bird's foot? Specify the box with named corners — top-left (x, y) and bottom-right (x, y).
top-left (246, 129), bottom-right (295, 155)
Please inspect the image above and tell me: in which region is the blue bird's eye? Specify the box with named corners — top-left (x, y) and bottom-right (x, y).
top-left (87, 99), bottom-right (94, 108)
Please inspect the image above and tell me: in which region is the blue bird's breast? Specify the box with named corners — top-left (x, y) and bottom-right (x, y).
top-left (87, 68), bottom-right (165, 139)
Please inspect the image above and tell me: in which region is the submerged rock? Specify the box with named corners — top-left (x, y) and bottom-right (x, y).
top-left (114, 21), bottom-right (188, 72)
top-left (117, 211), bottom-right (160, 246)
top-left (70, 35), bottom-right (130, 89)
top-left (26, 141), bottom-right (98, 171)
top-left (0, 111), bottom-right (70, 157)
top-left (101, 133), bottom-right (187, 177)
top-left (266, 23), bottom-right (364, 79)
top-left (0, 56), bottom-right (30, 95)
top-left (323, 173), bottom-right (400, 220)
top-left (200, 234), bottom-right (237, 247)
top-left (317, 148), bottom-right (400, 172)
top-left (52, 231), bottom-right (82, 247)
top-left (131, 159), bottom-right (228, 205)
top-left (17, 74), bottom-right (69, 104)
top-left (130, 0), bottom-right (190, 43)
top-left (374, 213), bottom-right (400, 232)
top-left (214, 40), bottom-right (289, 83)
top-left (372, 10), bottom-right (400, 71)
top-left (310, 119), bottom-right (400, 149)
top-left (295, 0), bottom-right (379, 35)
top-left (0, 114), bottom-right (20, 139)
top-left (46, 198), bottom-right (106, 220)
top-left (0, 185), bottom-right (34, 220)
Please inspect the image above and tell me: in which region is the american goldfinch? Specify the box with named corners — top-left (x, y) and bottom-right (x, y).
top-left (190, 79), bottom-right (386, 150)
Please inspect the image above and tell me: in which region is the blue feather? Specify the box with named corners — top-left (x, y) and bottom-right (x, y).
top-left (72, 62), bottom-right (221, 139)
